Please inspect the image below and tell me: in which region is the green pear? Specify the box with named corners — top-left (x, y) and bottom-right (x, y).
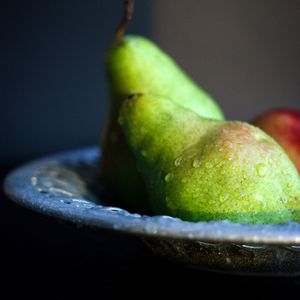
top-left (119, 94), bottom-right (300, 224)
top-left (106, 35), bottom-right (224, 118)
top-left (101, 35), bottom-right (224, 211)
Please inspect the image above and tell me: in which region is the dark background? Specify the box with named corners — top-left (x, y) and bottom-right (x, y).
top-left (1, 0), bottom-right (300, 299)
top-left (1, 0), bottom-right (151, 166)
top-left (154, 0), bottom-right (300, 120)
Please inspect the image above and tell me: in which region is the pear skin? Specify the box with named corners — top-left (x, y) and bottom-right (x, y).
top-left (106, 35), bottom-right (224, 118)
top-left (119, 94), bottom-right (300, 224)
top-left (101, 35), bottom-right (224, 211)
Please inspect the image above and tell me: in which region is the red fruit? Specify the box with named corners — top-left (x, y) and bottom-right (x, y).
top-left (251, 108), bottom-right (300, 174)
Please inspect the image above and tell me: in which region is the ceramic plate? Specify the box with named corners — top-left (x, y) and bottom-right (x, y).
top-left (5, 147), bottom-right (300, 276)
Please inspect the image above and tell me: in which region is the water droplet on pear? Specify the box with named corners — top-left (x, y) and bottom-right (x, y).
top-left (174, 157), bottom-right (183, 167)
top-left (255, 163), bottom-right (267, 177)
top-left (164, 173), bottom-right (173, 182)
top-left (192, 159), bottom-right (202, 168)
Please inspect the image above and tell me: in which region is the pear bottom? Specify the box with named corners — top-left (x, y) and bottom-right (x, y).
top-left (101, 122), bottom-right (149, 213)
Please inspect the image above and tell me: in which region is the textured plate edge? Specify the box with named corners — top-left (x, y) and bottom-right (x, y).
top-left (4, 146), bottom-right (300, 245)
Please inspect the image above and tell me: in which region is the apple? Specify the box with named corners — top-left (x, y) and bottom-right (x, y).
top-left (251, 108), bottom-right (300, 174)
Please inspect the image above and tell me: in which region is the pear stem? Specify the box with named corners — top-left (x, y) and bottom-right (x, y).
top-left (113, 0), bottom-right (135, 45)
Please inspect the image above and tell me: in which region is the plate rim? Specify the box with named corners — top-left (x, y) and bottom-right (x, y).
top-left (4, 146), bottom-right (300, 245)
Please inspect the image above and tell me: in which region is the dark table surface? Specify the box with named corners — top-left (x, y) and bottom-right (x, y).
top-left (2, 165), bottom-right (300, 300)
